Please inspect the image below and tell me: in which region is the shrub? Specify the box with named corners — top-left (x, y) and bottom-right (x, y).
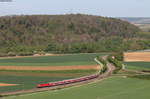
top-left (107, 55), bottom-right (123, 73)
top-left (17, 52), bottom-right (34, 56)
top-left (0, 53), bottom-right (8, 57)
top-left (7, 52), bottom-right (16, 56)
top-left (0, 95), bottom-right (3, 97)
top-left (111, 52), bottom-right (123, 61)
top-left (97, 56), bottom-right (107, 73)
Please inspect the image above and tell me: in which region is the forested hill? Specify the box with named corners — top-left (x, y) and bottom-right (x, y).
top-left (0, 14), bottom-right (149, 54)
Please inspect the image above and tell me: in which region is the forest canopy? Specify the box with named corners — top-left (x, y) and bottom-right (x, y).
top-left (0, 14), bottom-right (149, 55)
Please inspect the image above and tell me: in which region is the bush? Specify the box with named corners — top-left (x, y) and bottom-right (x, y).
top-left (37, 51), bottom-right (46, 55)
top-left (97, 56), bottom-right (107, 66)
top-left (0, 52), bottom-right (34, 57)
top-left (111, 52), bottom-right (123, 61)
top-left (0, 95), bottom-right (3, 97)
top-left (97, 56), bottom-right (107, 73)
top-left (107, 55), bottom-right (123, 73)
top-left (7, 52), bottom-right (16, 56)
top-left (17, 52), bottom-right (34, 56)
top-left (0, 53), bottom-right (8, 57)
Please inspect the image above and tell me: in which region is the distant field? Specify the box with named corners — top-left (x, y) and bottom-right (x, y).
top-left (4, 77), bottom-right (150, 99)
top-left (124, 52), bottom-right (150, 62)
top-left (0, 53), bottom-right (105, 66)
top-left (0, 53), bottom-right (102, 75)
top-left (124, 62), bottom-right (150, 70)
top-left (135, 24), bottom-right (150, 31)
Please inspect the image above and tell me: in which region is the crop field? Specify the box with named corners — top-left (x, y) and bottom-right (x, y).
top-left (124, 52), bottom-right (150, 62)
top-left (0, 52), bottom-right (150, 98)
top-left (0, 69), bottom-right (97, 93)
top-left (0, 53), bottom-right (105, 66)
top-left (124, 62), bottom-right (150, 70)
top-left (0, 53), bottom-right (103, 93)
top-left (123, 52), bottom-right (150, 70)
top-left (4, 76), bottom-right (150, 99)
top-left (0, 75), bottom-right (72, 93)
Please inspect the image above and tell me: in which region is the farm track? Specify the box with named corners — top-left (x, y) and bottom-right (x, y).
top-left (0, 56), bottom-right (115, 97)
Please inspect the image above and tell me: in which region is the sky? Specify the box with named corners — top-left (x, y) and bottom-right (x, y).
top-left (0, 0), bottom-right (149, 17)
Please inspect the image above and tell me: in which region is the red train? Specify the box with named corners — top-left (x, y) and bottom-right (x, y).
top-left (37, 74), bottom-right (99, 88)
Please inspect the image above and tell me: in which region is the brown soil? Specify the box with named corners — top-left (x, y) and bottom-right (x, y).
top-left (0, 65), bottom-right (100, 71)
top-left (124, 52), bottom-right (150, 62)
top-left (0, 83), bottom-right (18, 87)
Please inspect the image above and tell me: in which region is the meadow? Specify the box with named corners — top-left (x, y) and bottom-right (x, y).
top-left (3, 76), bottom-right (150, 99)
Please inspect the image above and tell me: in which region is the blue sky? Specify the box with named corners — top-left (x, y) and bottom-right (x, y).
top-left (0, 0), bottom-right (149, 17)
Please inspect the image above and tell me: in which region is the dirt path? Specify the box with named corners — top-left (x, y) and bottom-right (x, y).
top-left (0, 65), bottom-right (99, 71)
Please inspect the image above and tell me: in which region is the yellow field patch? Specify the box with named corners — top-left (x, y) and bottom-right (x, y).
top-left (0, 83), bottom-right (18, 87)
top-left (124, 52), bottom-right (150, 62)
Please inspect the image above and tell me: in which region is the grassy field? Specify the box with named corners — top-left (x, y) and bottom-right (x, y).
top-left (0, 75), bottom-right (73, 93)
top-left (124, 62), bottom-right (150, 70)
top-left (0, 53), bottom-right (105, 66)
top-left (3, 76), bottom-right (150, 99)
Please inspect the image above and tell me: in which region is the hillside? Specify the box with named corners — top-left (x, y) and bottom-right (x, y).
top-left (0, 14), bottom-right (149, 54)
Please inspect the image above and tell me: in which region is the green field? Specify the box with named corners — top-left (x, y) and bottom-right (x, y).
top-left (0, 70), bottom-right (97, 74)
top-left (0, 53), bottom-right (103, 93)
top-left (3, 76), bottom-right (150, 99)
top-left (0, 53), bottom-right (105, 66)
top-left (1, 54), bottom-right (150, 98)
top-left (0, 75), bottom-right (72, 93)
top-left (0, 69), bottom-right (97, 93)
top-left (124, 62), bottom-right (150, 70)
